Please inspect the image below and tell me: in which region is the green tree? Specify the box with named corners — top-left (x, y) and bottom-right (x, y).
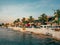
top-left (38, 13), bottom-right (48, 24)
top-left (13, 20), bottom-right (17, 24)
top-left (17, 18), bottom-right (20, 22)
top-left (22, 17), bottom-right (26, 24)
top-left (4, 23), bottom-right (9, 28)
top-left (0, 23), bottom-right (4, 27)
top-left (13, 18), bottom-right (20, 24)
top-left (28, 16), bottom-right (34, 23)
top-left (1, 23), bottom-right (4, 26)
top-left (54, 9), bottom-right (60, 25)
top-left (13, 18), bottom-right (20, 27)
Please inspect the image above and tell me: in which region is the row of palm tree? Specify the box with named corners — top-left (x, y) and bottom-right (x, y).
top-left (13, 9), bottom-right (60, 26)
top-left (0, 9), bottom-right (60, 27)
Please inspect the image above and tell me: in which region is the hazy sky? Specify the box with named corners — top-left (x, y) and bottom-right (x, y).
top-left (0, 0), bottom-right (60, 23)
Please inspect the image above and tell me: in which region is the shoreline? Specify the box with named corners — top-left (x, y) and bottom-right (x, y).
top-left (0, 27), bottom-right (60, 41)
top-left (8, 27), bottom-right (60, 41)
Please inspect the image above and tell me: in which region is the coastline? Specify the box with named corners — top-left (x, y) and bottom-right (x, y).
top-left (8, 27), bottom-right (60, 41)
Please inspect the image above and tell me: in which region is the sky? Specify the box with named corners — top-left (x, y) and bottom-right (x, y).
top-left (0, 0), bottom-right (60, 23)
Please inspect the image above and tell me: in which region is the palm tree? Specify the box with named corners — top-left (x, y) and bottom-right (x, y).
top-left (13, 18), bottom-right (20, 27)
top-left (4, 23), bottom-right (9, 28)
top-left (0, 23), bottom-right (4, 27)
top-left (38, 13), bottom-right (48, 25)
top-left (54, 9), bottom-right (60, 25)
top-left (22, 17), bottom-right (26, 24)
top-left (17, 18), bottom-right (20, 22)
top-left (14, 18), bottom-right (20, 23)
top-left (38, 17), bottom-right (41, 21)
top-left (13, 20), bottom-right (17, 24)
top-left (28, 16), bottom-right (34, 23)
top-left (1, 23), bottom-right (4, 26)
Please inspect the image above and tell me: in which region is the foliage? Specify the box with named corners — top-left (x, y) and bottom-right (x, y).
top-left (28, 16), bottom-right (34, 23)
top-left (38, 13), bottom-right (47, 24)
top-left (54, 9), bottom-right (60, 25)
top-left (13, 18), bottom-right (20, 24)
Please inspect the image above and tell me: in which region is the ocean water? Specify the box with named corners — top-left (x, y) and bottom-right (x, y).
top-left (0, 27), bottom-right (60, 45)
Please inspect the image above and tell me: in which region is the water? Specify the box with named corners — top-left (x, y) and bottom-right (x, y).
top-left (0, 27), bottom-right (60, 45)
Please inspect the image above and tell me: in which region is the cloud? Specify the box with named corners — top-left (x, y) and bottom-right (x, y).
top-left (0, 0), bottom-right (60, 23)
top-left (0, 4), bottom-right (40, 23)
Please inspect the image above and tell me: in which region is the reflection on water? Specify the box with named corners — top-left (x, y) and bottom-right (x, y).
top-left (0, 27), bottom-right (60, 45)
